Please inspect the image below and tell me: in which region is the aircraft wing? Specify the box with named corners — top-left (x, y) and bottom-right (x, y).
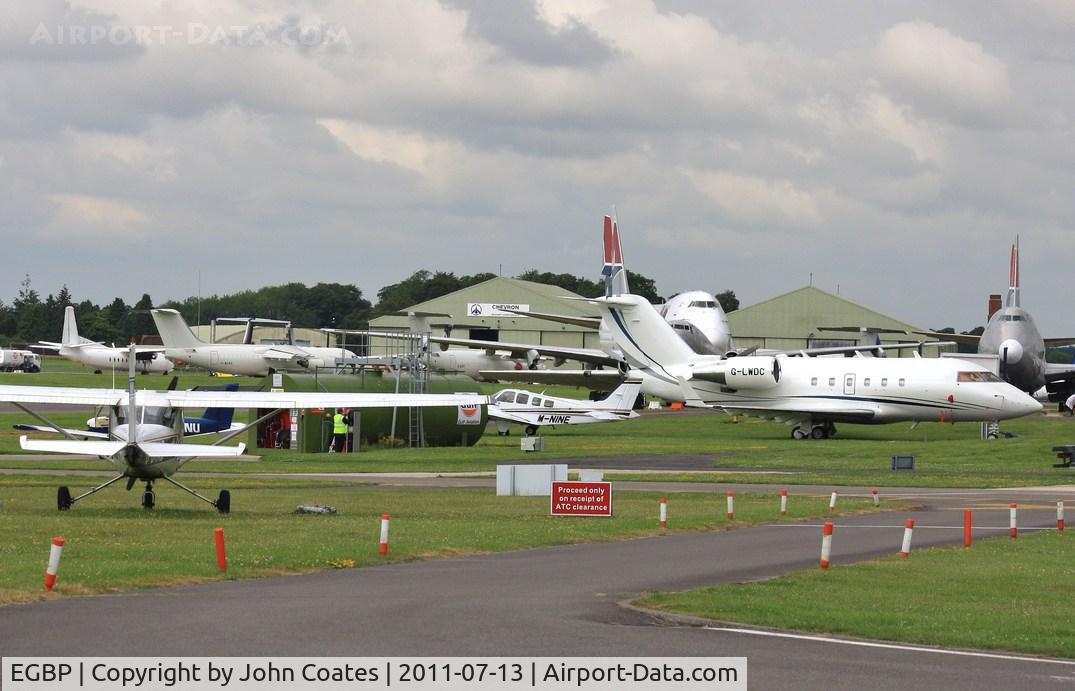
top-left (261, 346), bottom-right (307, 361)
top-left (162, 390), bottom-right (490, 410)
top-left (432, 336), bottom-right (622, 368)
top-left (717, 401), bottom-right (878, 422)
top-left (497, 308), bottom-right (602, 330)
top-left (781, 341), bottom-right (957, 357)
top-left (13, 423), bottom-right (109, 439)
top-left (477, 369), bottom-right (624, 389)
top-left (1044, 363), bottom-right (1075, 383)
top-left (20, 437), bottom-right (126, 457)
top-left (139, 442), bottom-right (247, 458)
top-left (485, 408), bottom-right (533, 425)
top-left (1044, 337), bottom-right (1075, 348)
top-left (909, 330), bottom-right (981, 346)
top-left (0, 385), bottom-right (125, 406)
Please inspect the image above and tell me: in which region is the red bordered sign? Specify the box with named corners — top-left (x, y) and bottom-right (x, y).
top-left (550, 481), bottom-right (613, 517)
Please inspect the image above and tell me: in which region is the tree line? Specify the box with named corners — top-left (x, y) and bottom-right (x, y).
top-left (1, 270), bottom-right (739, 346)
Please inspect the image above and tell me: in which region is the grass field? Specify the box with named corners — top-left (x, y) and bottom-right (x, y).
top-left (0, 476), bottom-right (881, 604)
top-left (636, 530), bottom-right (1075, 658)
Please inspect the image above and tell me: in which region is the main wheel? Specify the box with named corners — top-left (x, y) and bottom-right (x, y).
top-left (524, 425), bottom-right (538, 437)
top-left (142, 488), bottom-right (155, 510)
top-left (58, 486), bottom-right (72, 511)
top-left (792, 427), bottom-right (807, 440)
top-left (811, 425), bottom-right (827, 439)
top-left (216, 490), bottom-right (231, 515)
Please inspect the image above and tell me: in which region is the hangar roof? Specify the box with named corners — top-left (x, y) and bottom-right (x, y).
top-left (728, 286), bottom-right (925, 340)
top-left (369, 276), bottom-right (596, 331)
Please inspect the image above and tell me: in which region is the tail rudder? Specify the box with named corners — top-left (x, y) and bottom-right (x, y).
top-left (201, 384), bottom-right (237, 429)
top-left (151, 309), bottom-right (205, 348)
top-left (61, 306), bottom-right (79, 347)
top-left (595, 378), bottom-right (642, 411)
top-left (601, 215), bottom-right (630, 297)
top-left (593, 294), bottom-right (698, 371)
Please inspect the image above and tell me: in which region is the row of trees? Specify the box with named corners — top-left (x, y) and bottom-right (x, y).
top-left (1, 270), bottom-right (739, 346)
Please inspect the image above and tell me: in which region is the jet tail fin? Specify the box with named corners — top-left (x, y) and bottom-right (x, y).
top-left (601, 215), bottom-right (630, 297)
top-left (1006, 237), bottom-right (1020, 308)
top-left (591, 294), bottom-right (699, 370)
top-left (595, 378), bottom-right (642, 411)
top-left (151, 309), bottom-right (206, 348)
top-left (61, 306), bottom-right (80, 347)
top-left (201, 384), bottom-right (238, 429)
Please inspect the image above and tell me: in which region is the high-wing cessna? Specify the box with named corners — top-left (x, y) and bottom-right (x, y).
top-left (152, 309), bottom-right (353, 376)
top-left (914, 240), bottom-right (1075, 406)
top-left (6, 346), bottom-right (489, 512)
top-left (585, 291), bottom-right (1041, 439)
top-left (36, 306), bottom-right (173, 375)
top-left (488, 379), bottom-right (641, 436)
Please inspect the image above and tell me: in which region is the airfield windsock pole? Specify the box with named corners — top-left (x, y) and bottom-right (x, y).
top-left (44, 536), bottom-right (64, 592)
top-left (900, 519), bottom-right (915, 558)
top-left (829, 489), bottom-right (838, 513)
top-left (780, 488), bottom-right (788, 516)
top-left (872, 488), bottom-right (879, 507)
top-left (819, 522), bottom-right (834, 570)
top-left (214, 528), bottom-right (227, 572)
top-left (379, 514), bottom-right (391, 556)
top-left (1010, 503), bottom-right (1018, 539)
top-left (964, 510), bottom-right (972, 547)
top-left (659, 499), bottom-right (667, 529)
top-left (1058, 501), bottom-right (1065, 532)
top-left (726, 492), bottom-right (734, 520)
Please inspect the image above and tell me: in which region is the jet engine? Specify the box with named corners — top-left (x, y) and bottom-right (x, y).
top-left (704, 356), bottom-right (781, 389)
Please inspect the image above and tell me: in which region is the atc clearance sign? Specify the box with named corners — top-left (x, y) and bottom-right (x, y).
top-left (551, 481), bottom-right (613, 517)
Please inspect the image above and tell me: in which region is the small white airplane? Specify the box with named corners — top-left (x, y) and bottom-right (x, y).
top-left (5, 345), bottom-right (489, 512)
top-left (584, 291), bottom-right (1042, 439)
top-left (488, 379), bottom-right (642, 436)
top-left (152, 309), bottom-right (354, 376)
top-left (37, 306), bottom-right (174, 375)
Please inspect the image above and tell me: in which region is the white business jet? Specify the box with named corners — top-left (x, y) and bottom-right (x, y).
top-left (5, 345), bottom-right (489, 512)
top-left (36, 306), bottom-right (174, 374)
top-left (584, 292), bottom-right (1041, 439)
top-left (488, 379), bottom-right (642, 436)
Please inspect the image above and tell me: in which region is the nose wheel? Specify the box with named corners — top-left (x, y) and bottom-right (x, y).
top-left (142, 482), bottom-right (156, 510)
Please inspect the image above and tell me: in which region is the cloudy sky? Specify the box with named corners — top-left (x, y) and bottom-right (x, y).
top-left (2, 0), bottom-right (1074, 331)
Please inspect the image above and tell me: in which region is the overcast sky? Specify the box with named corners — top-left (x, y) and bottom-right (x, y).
top-left (2, 0), bottom-right (1074, 331)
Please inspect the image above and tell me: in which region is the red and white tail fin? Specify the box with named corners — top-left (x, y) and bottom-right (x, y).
top-left (1006, 237), bottom-right (1020, 308)
top-left (601, 214), bottom-right (630, 297)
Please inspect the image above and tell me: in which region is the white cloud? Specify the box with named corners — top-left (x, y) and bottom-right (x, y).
top-left (44, 193), bottom-right (149, 240)
top-left (682, 169), bottom-right (822, 228)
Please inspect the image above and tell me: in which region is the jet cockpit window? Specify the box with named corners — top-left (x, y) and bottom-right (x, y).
top-left (1003, 315), bottom-right (1025, 322)
top-left (689, 301), bottom-right (717, 308)
top-left (516, 393), bottom-right (530, 404)
top-left (957, 371), bottom-right (1003, 383)
top-left (496, 391), bottom-right (515, 403)
top-left (543, 399), bottom-right (554, 408)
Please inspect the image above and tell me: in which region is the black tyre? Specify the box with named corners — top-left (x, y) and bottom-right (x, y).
top-left (142, 489), bottom-right (155, 510)
top-left (524, 425), bottom-right (538, 437)
top-left (58, 486), bottom-right (72, 511)
top-left (811, 426), bottom-right (827, 440)
top-left (792, 427), bottom-right (806, 440)
top-left (217, 490), bottom-right (231, 514)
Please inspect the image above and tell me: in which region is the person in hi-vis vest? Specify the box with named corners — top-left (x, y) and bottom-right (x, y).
top-left (330, 410), bottom-right (348, 452)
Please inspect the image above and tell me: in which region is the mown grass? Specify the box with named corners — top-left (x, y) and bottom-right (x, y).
top-left (636, 531), bottom-right (1075, 658)
top-left (4, 409), bottom-right (1074, 488)
top-left (0, 476), bottom-right (881, 604)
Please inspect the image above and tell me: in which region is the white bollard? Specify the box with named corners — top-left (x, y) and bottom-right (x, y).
top-left (379, 514), bottom-right (391, 556)
top-left (1058, 501), bottom-right (1065, 532)
top-left (819, 522), bottom-right (834, 570)
top-left (659, 498), bottom-right (667, 529)
top-left (900, 519), bottom-right (915, 557)
top-left (872, 488), bottom-right (879, 507)
top-left (779, 488), bottom-right (788, 516)
top-left (829, 489), bottom-right (838, 513)
top-left (44, 536), bottom-right (64, 592)
top-left (1010, 503), bottom-right (1018, 539)
top-left (726, 492), bottom-right (734, 520)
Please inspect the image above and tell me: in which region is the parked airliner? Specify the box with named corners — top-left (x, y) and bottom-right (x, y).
top-left (37, 306), bottom-right (173, 375)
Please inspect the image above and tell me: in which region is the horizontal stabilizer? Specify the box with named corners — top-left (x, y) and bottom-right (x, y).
top-left (20, 436), bottom-right (126, 457)
top-left (13, 424), bottom-right (109, 439)
top-left (139, 442), bottom-right (247, 458)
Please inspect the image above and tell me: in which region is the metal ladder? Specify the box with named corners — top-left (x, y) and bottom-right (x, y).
top-left (406, 332), bottom-right (430, 447)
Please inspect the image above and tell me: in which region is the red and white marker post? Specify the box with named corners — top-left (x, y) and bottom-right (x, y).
top-left (659, 498), bottom-right (668, 529)
top-left (819, 522), bottom-right (834, 570)
top-left (726, 492), bottom-right (734, 520)
top-left (379, 514), bottom-right (391, 556)
top-left (1058, 501), bottom-right (1065, 532)
top-left (214, 527), bottom-right (227, 572)
top-left (872, 488), bottom-right (879, 507)
top-left (44, 536), bottom-right (64, 592)
top-left (1010, 503), bottom-right (1018, 539)
top-left (779, 488), bottom-right (788, 516)
top-left (828, 489), bottom-right (838, 513)
top-left (964, 510), bottom-right (972, 548)
top-left (899, 519), bottom-right (915, 558)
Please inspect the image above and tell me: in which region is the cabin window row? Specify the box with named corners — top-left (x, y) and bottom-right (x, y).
top-left (810, 377), bottom-right (906, 387)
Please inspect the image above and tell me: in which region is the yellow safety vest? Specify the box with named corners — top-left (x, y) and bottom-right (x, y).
top-left (333, 413), bottom-right (347, 434)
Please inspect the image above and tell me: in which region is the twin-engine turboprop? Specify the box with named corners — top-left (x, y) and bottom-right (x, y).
top-left (586, 292), bottom-right (1041, 439)
top-left (5, 346), bottom-right (489, 512)
top-left (36, 306), bottom-right (173, 375)
top-left (488, 379), bottom-right (642, 436)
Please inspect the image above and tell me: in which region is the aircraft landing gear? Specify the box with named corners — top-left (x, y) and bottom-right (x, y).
top-left (524, 425), bottom-right (539, 437)
top-left (216, 490), bottom-right (231, 515)
top-left (811, 425), bottom-right (827, 439)
top-left (792, 427), bottom-right (807, 440)
top-left (793, 423), bottom-right (835, 440)
top-left (58, 486), bottom-right (72, 511)
top-left (142, 481), bottom-right (155, 510)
